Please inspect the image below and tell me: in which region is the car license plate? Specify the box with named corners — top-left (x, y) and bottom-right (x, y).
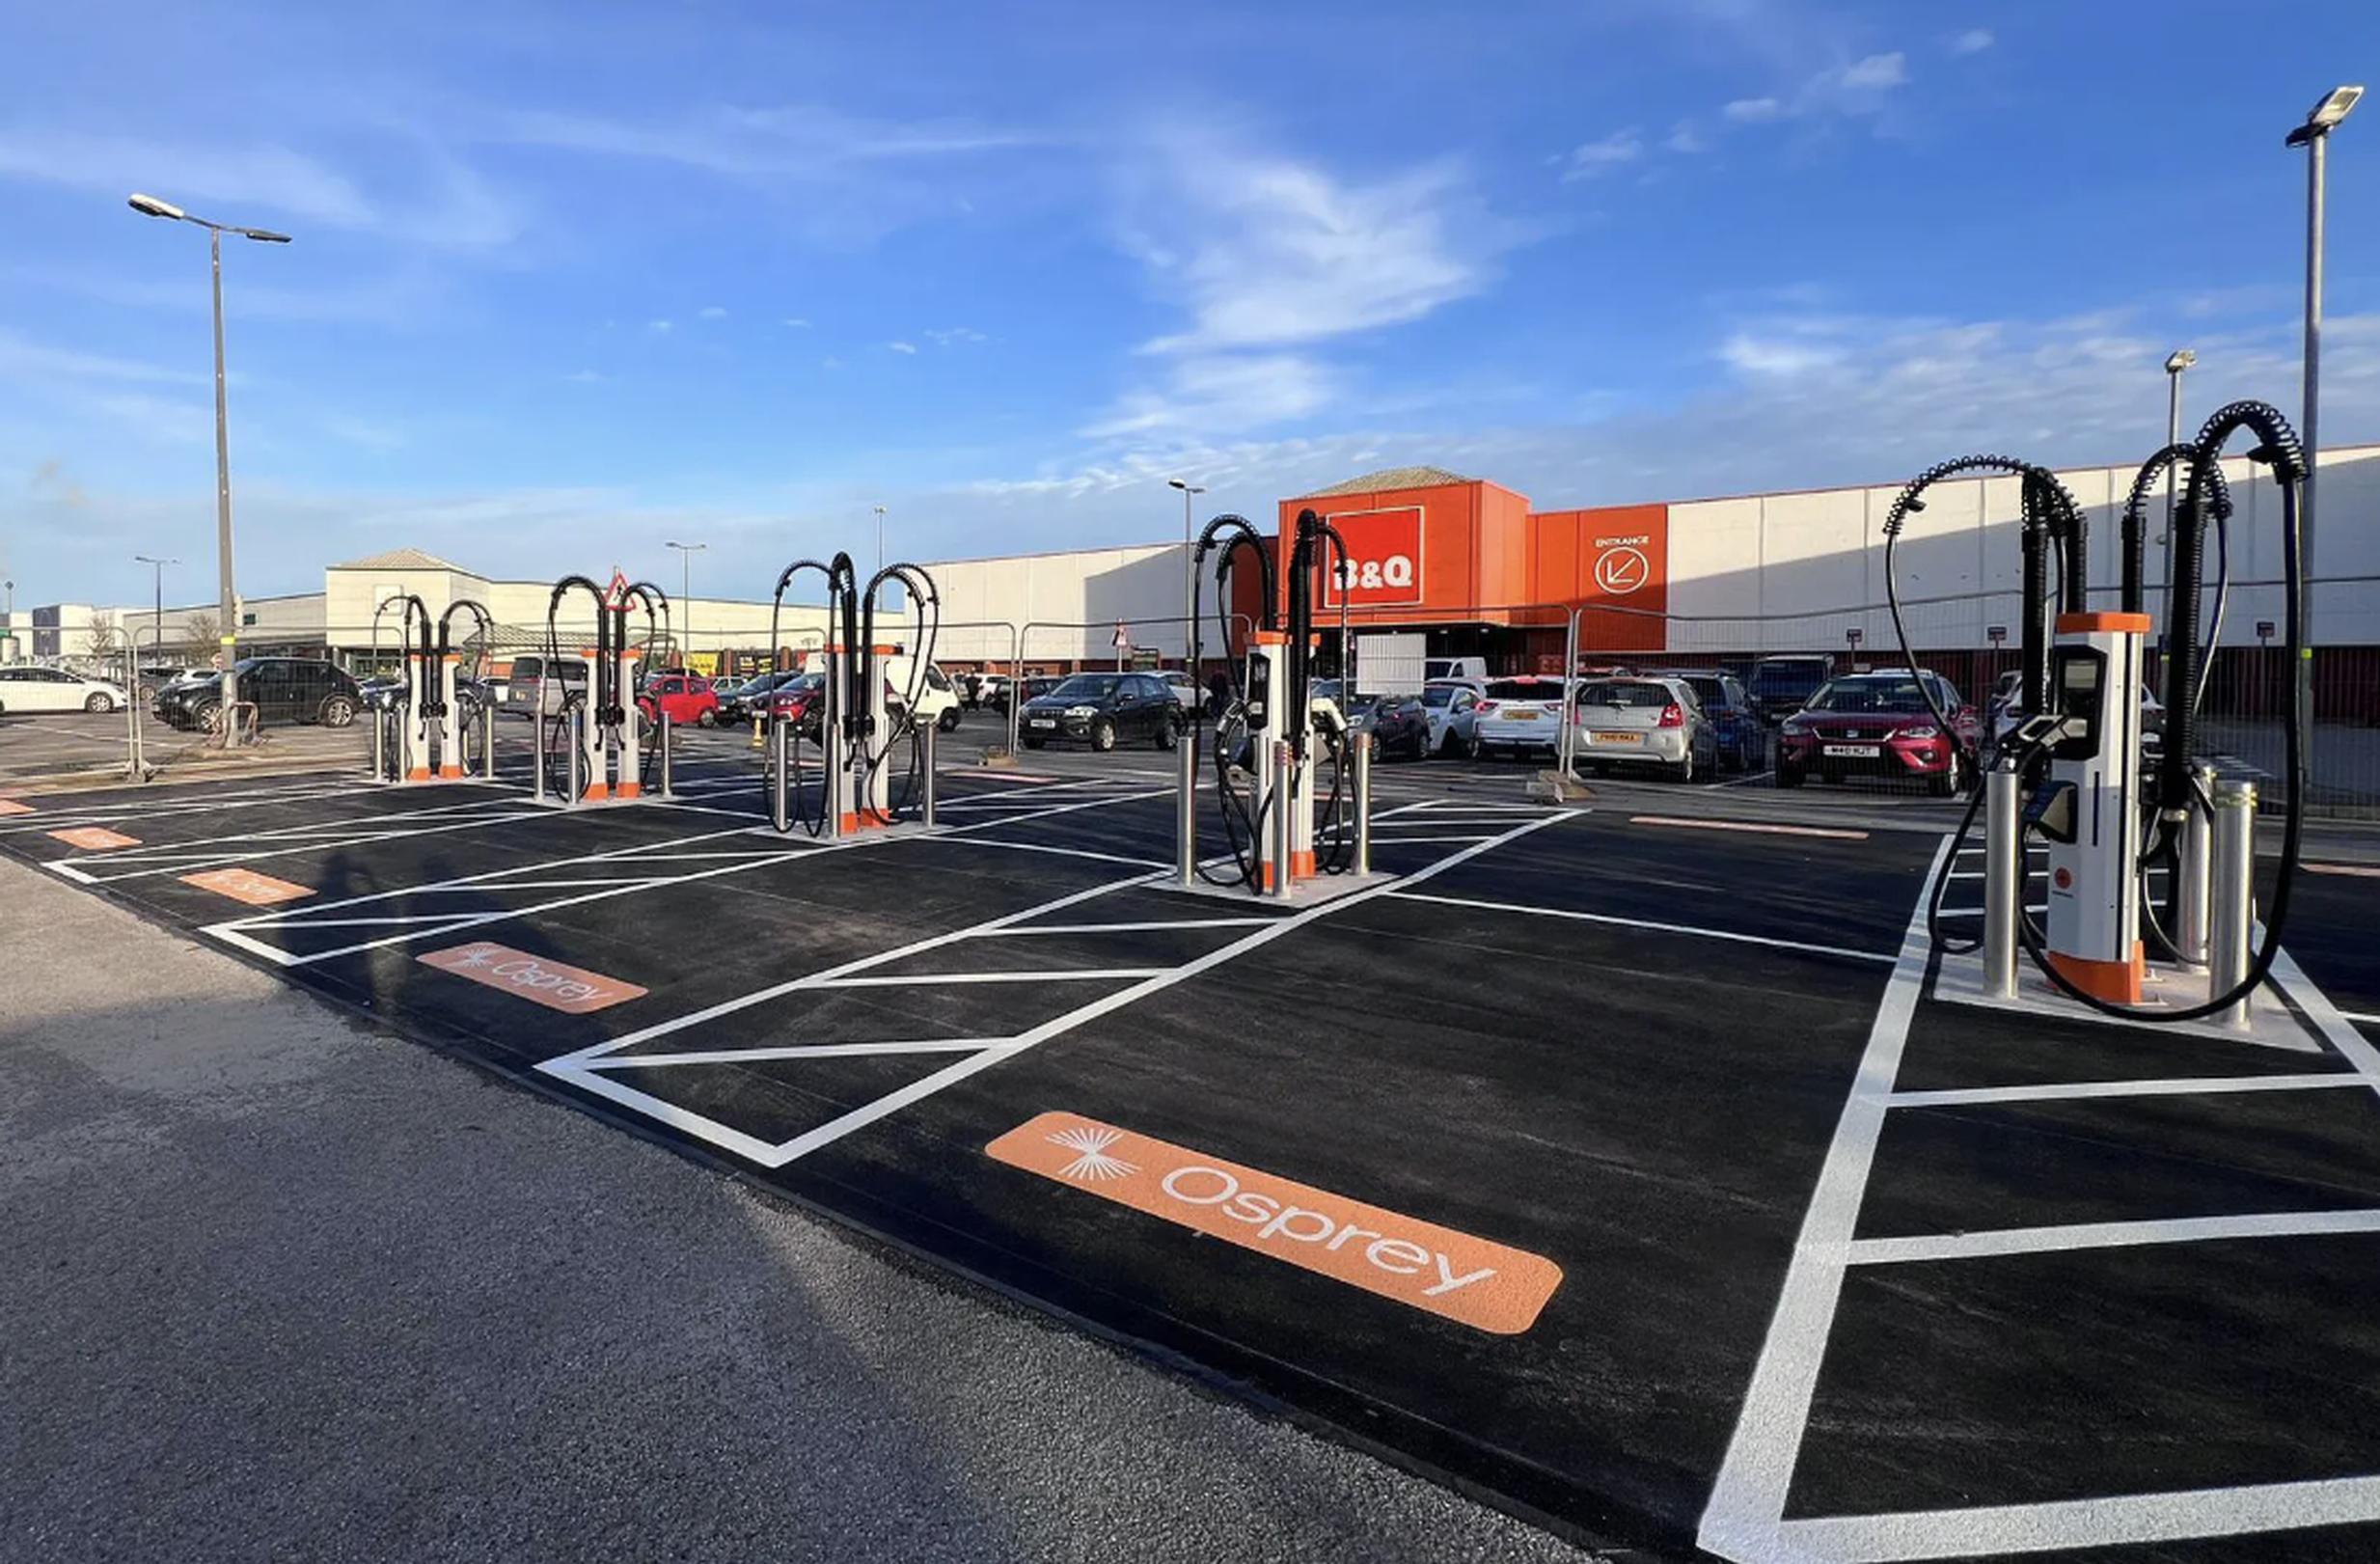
top-left (1592, 729), bottom-right (1642, 745)
top-left (1029, 718), bottom-right (1056, 728)
top-left (1822, 743), bottom-right (1881, 758)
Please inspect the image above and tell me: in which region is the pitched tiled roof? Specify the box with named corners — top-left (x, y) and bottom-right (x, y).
top-left (330, 547), bottom-right (473, 572)
top-left (1301, 465), bottom-right (1472, 497)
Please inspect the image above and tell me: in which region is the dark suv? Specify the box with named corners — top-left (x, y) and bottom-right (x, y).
top-left (158, 657), bottom-right (363, 730)
top-left (1746, 654), bottom-right (1834, 724)
top-left (1019, 672), bottom-right (1181, 751)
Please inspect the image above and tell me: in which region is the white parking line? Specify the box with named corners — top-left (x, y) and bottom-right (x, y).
top-left (1847, 1208), bottom-right (2380, 1267)
top-left (1885, 1073), bottom-right (2364, 1109)
top-left (1385, 889), bottom-right (1896, 965)
top-left (1630, 814), bottom-right (1870, 841)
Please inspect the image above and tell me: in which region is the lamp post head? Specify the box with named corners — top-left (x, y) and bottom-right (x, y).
top-left (2287, 85), bottom-right (2364, 146)
top-left (127, 192), bottom-right (184, 220)
top-left (2165, 349), bottom-right (2197, 374)
top-left (237, 228), bottom-right (292, 244)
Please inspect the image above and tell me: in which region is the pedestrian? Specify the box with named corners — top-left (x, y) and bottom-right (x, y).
top-left (1207, 671), bottom-right (1229, 718)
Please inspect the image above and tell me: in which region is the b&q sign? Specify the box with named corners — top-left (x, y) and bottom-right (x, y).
top-left (1318, 507), bottom-right (1425, 610)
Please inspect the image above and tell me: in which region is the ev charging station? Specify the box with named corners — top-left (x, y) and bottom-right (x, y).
top-left (1888, 400), bottom-right (2319, 1039)
top-left (760, 551), bottom-right (944, 839)
top-left (1179, 508), bottom-right (1375, 902)
top-left (374, 594), bottom-right (497, 786)
top-left (531, 571), bottom-right (676, 809)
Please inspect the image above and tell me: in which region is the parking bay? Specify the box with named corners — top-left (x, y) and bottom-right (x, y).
top-left (6, 759), bottom-right (2379, 1562)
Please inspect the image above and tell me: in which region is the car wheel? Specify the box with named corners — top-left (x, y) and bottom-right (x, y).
top-left (1153, 718), bottom-right (1177, 751)
top-left (1022, 735), bottom-right (1047, 750)
top-left (1774, 763), bottom-right (1804, 789)
top-left (698, 708), bottom-right (718, 728)
top-left (84, 691), bottom-right (115, 714)
top-left (1091, 718), bottom-right (1116, 753)
top-left (1672, 749), bottom-right (1695, 783)
top-left (319, 695), bottom-right (357, 728)
top-left (938, 708), bottom-right (961, 733)
top-left (193, 700), bottom-right (223, 732)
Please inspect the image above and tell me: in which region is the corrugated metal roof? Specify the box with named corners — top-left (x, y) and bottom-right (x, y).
top-left (330, 547), bottom-right (473, 572)
top-left (1301, 465), bottom-right (1472, 498)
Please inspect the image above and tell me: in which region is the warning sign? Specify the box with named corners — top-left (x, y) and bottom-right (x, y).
top-left (987, 1111), bottom-right (1562, 1333)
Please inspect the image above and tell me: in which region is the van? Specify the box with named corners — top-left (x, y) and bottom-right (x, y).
top-left (501, 653), bottom-right (588, 720)
top-left (1422, 656), bottom-right (1487, 684)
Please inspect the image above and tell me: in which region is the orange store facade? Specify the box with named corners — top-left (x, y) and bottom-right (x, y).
top-left (1224, 470), bottom-right (1673, 672)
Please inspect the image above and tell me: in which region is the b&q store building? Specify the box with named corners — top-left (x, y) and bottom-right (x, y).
top-left (37, 452), bottom-right (2380, 717)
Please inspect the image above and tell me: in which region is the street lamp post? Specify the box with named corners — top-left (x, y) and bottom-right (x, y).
top-left (1167, 479), bottom-right (1205, 666)
top-left (872, 505), bottom-right (887, 578)
top-left (2285, 85), bottom-right (2361, 781)
top-left (127, 192), bottom-right (289, 743)
top-left (666, 540), bottom-right (707, 670)
top-left (133, 554), bottom-right (178, 664)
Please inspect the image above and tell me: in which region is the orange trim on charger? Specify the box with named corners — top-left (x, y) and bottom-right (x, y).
top-left (2054, 612), bottom-right (2152, 635)
top-left (2046, 947), bottom-right (2145, 1004)
top-left (1249, 630), bottom-right (1287, 645)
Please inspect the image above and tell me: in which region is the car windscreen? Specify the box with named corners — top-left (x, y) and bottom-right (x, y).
top-left (1683, 677), bottom-right (1728, 708)
top-left (1751, 662), bottom-right (1827, 690)
top-left (1420, 686), bottom-right (1459, 707)
top-left (1577, 680), bottom-right (1672, 707)
top-left (1807, 678), bottom-right (1930, 713)
top-left (1485, 679), bottom-right (1565, 702)
top-left (1049, 675), bottom-right (1119, 700)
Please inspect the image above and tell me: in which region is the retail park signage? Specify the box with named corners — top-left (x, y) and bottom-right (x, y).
top-left (987, 1111), bottom-right (1562, 1333)
top-left (418, 941), bottom-right (648, 1014)
top-left (1318, 507), bottom-right (1426, 610)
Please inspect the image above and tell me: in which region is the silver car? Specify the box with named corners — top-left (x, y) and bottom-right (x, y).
top-left (1572, 675), bottom-right (1718, 782)
top-left (1418, 681), bottom-right (1483, 758)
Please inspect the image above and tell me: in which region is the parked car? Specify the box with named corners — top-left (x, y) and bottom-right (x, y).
top-left (637, 670), bottom-right (722, 728)
top-left (0, 665), bottom-right (129, 715)
top-left (502, 654), bottom-right (588, 720)
top-left (1020, 672), bottom-right (1181, 751)
top-left (1777, 669), bottom-right (1978, 795)
top-left (886, 659), bottom-right (963, 732)
top-left (359, 674), bottom-right (406, 713)
top-left (1160, 671), bottom-right (1201, 710)
top-left (1746, 654), bottom-right (1835, 724)
top-left (1418, 681), bottom-right (1483, 758)
top-left (1422, 655), bottom-right (1488, 684)
top-left (1985, 668), bottom-right (2166, 765)
top-left (1572, 675), bottom-right (1719, 782)
top-left (1352, 693), bottom-right (1432, 760)
top-left (716, 670), bottom-right (796, 725)
top-left (157, 657), bottom-right (362, 730)
top-left (993, 675), bottom-right (1061, 716)
top-left (1672, 669), bottom-right (1767, 772)
top-left (1472, 676), bottom-right (1572, 760)
top-left (766, 672), bottom-right (828, 738)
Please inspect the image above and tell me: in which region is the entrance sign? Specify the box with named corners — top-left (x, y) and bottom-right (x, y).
top-left (1318, 507), bottom-right (1427, 610)
top-left (987, 1110), bottom-right (1562, 1333)
top-left (419, 941), bottom-right (648, 1014)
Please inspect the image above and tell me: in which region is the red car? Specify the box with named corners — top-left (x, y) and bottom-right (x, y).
top-left (766, 672), bottom-right (827, 737)
top-left (637, 670), bottom-right (721, 728)
top-left (1776, 669), bottom-right (1979, 796)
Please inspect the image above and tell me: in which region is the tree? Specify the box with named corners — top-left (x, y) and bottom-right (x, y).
top-left (83, 609), bottom-right (118, 657)
top-left (183, 612), bottom-right (220, 666)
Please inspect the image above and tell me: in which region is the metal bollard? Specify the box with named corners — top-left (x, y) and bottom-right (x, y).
top-left (1270, 739), bottom-right (1296, 902)
top-left (1982, 764), bottom-right (2019, 1000)
top-left (658, 711), bottom-right (674, 799)
top-left (481, 703), bottom-right (498, 782)
top-left (1175, 717), bottom-right (1198, 886)
top-left (566, 707), bottom-right (585, 809)
top-left (770, 716), bottom-right (790, 834)
top-left (2208, 780), bottom-right (2257, 1030)
top-left (1354, 728), bottom-right (1373, 877)
top-left (2175, 763), bottom-right (2214, 966)
top-left (372, 705), bottom-right (387, 782)
top-left (921, 717), bottom-right (938, 828)
top-left (533, 711), bottom-right (547, 801)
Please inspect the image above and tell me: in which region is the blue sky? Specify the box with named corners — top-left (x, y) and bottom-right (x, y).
top-left (5, 0), bottom-right (2378, 609)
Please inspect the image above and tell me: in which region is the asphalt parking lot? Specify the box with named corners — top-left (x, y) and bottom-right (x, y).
top-left (0, 706), bottom-right (367, 782)
top-left (4, 714), bottom-right (2378, 1561)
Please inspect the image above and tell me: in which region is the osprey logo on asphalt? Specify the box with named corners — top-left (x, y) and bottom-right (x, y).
top-left (418, 942), bottom-right (647, 1014)
top-left (987, 1111), bottom-right (1563, 1334)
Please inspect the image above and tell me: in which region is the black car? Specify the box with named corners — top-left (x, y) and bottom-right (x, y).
top-left (992, 675), bottom-right (1060, 717)
top-left (1019, 672), bottom-right (1180, 751)
top-left (158, 657), bottom-right (363, 731)
top-left (1746, 654), bottom-right (1834, 724)
top-left (1672, 669), bottom-right (1767, 771)
top-left (1354, 693), bottom-right (1432, 760)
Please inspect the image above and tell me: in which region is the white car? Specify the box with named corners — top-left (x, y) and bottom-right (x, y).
top-left (0, 665), bottom-right (128, 715)
top-left (1472, 675), bottom-right (1571, 760)
top-left (1573, 674), bottom-right (1720, 782)
top-left (1419, 681), bottom-right (1483, 757)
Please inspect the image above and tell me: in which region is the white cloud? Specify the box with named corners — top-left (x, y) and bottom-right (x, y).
top-left (782, 316), bottom-right (812, 328)
top-left (888, 341), bottom-right (917, 354)
top-left (647, 319), bottom-right (673, 333)
top-left (697, 305), bottom-right (728, 320)
top-left (1724, 97), bottom-right (1784, 123)
top-left (504, 104), bottom-right (1043, 178)
top-left (1719, 332), bottom-right (1847, 377)
top-left (820, 356), bottom-right (843, 370)
top-left (0, 329), bottom-right (205, 388)
top-left (1952, 28), bottom-right (1994, 55)
top-left (1122, 130), bottom-right (1525, 356)
top-left (1838, 51), bottom-right (1908, 91)
top-left (564, 369), bottom-right (611, 384)
top-left (923, 326), bottom-right (988, 345)
top-left (1665, 121), bottom-right (1708, 154)
top-left (1561, 127), bottom-right (1643, 182)
top-left (1082, 354), bottom-right (1334, 439)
